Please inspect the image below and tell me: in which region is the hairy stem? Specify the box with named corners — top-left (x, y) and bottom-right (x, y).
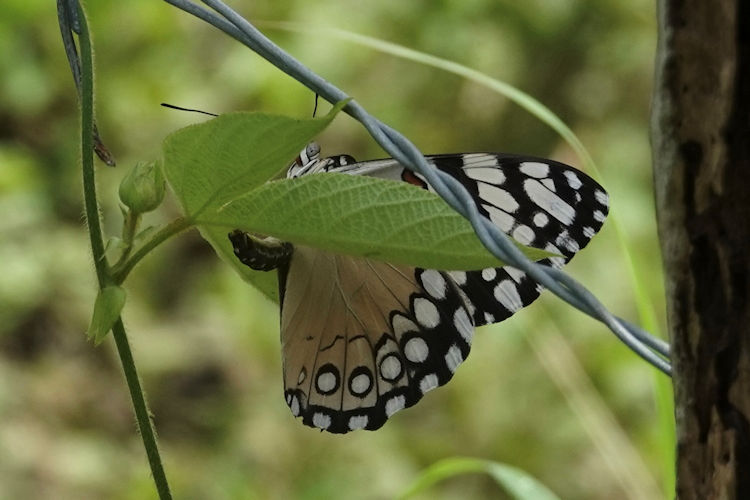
top-left (78, 12), bottom-right (107, 286)
top-left (76, 4), bottom-right (172, 498)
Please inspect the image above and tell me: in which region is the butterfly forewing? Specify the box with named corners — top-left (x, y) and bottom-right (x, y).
top-left (333, 152), bottom-right (609, 327)
top-left (232, 146), bottom-right (608, 434)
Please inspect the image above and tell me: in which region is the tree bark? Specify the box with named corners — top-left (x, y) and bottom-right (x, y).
top-left (651, 1), bottom-right (750, 498)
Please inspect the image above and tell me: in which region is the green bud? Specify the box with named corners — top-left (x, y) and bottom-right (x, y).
top-left (119, 161), bottom-right (166, 214)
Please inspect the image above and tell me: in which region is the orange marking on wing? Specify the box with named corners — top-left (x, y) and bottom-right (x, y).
top-left (402, 169), bottom-right (427, 189)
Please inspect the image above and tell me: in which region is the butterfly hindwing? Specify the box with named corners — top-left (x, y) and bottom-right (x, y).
top-left (278, 246), bottom-right (473, 433)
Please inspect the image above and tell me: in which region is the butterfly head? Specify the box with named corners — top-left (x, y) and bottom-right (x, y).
top-left (287, 142), bottom-right (358, 179)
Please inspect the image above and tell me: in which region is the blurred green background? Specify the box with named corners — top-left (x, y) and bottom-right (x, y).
top-left (0, 0), bottom-right (670, 498)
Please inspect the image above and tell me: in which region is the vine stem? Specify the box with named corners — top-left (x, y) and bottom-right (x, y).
top-left (119, 210), bottom-right (141, 263)
top-left (112, 216), bottom-right (193, 283)
top-left (76, 3), bottom-right (172, 498)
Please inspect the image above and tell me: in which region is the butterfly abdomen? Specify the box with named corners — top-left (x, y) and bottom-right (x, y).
top-left (228, 230), bottom-right (294, 272)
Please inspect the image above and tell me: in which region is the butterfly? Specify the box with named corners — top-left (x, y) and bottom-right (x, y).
top-left (228, 142), bottom-right (609, 434)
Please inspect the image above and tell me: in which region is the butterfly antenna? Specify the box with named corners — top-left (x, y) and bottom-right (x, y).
top-left (312, 94), bottom-right (319, 118)
top-left (161, 102), bottom-right (218, 117)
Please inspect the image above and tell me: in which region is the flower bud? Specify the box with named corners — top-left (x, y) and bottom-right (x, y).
top-left (118, 161), bottom-right (165, 214)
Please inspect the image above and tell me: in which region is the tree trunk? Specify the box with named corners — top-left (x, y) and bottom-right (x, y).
top-left (651, 0), bottom-right (750, 498)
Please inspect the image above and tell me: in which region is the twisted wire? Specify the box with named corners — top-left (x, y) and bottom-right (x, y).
top-left (161, 0), bottom-right (671, 374)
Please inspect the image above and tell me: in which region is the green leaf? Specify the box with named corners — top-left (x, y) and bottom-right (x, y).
top-left (198, 173), bottom-right (554, 272)
top-left (162, 101), bottom-right (347, 219)
top-left (398, 457), bottom-right (561, 500)
top-left (87, 285), bottom-right (127, 345)
top-left (161, 102), bottom-right (554, 302)
top-left (162, 103), bottom-right (347, 302)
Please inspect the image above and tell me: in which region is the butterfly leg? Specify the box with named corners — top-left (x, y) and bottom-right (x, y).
top-left (228, 230), bottom-right (293, 272)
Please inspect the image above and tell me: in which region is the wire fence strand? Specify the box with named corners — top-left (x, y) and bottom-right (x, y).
top-left (163, 0), bottom-right (671, 375)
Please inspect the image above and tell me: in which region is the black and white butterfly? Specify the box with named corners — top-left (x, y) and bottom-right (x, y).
top-left (229, 143), bottom-right (609, 434)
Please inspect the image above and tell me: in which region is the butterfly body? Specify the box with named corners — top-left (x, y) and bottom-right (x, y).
top-left (229, 144), bottom-right (608, 434)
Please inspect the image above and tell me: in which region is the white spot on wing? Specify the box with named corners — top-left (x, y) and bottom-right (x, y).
top-left (414, 298), bottom-right (440, 328)
top-left (420, 270), bottom-right (447, 300)
top-left (512, 224), bottom-right (535, 245)
top-left (464, 297), bottom-right (476, 318)
top-left (523, 179), bottom-right (575, 225)
top-left (545, 244), bottom-right (566, 268)
top-left (350, 373), bottom-right (372, 395)
top-left (519, 161), bottom-right (550, 178)
top-left (595, 189), bottom-right (609, 207)
top-left (380, 354), bottom-right (403, 381)
top-left (392, 314), bottom-right (418, 337)
top-left (481, 268), bottom-right (497, 281)
top-left (484, 312), bottom-right (495, 324)
top-left (482, 204), bottom-right (514, 232)
top-left (385, 395), bottom-right (406, 416)
top-left (541, 178), bottom-right (556, 192)
top-left (478, 182), bottom-right (520, 213)
top-left (505, 267), bottom-right (526, 283)
top-left (445, 344), bottom-right (463, 373)
top-left (317, 372), bottom-right (337, 393)
top-left (556, 230), bottom-right (580, 253)
top-left (594, 210), bottom-right (606, 222)
top-left (290, 395), bottom-right (300, 416)
top-left (465, 167), bottom-right (505, 185)
top-left (461, 153), bottom-right (499, 169)
top-left (348, 415), bottom-right (368, 431)
top-left (453, 308), bottom-right (474, 344)
top-left (419, 374), bottom-right (439, 394)
top-left (494, 280), bottom-right (523, 312)
top-left (564, 170), bottom-right (583, 189)
top-left (448, 270), bottom-right (467, 285)
top-left (533, 212), bottom-right (549, 227)
top-left (583, 226), bottom-right (595, 238)
top-left (404, 337), bottom-right (429, 363)
top-left (312, 412), bottom-right (331, 430)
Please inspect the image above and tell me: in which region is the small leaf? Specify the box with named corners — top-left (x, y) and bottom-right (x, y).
top-left (199, 173), bottom-right (555, 272)
top-left (104, 236), bottom-right (124, 252)
top-left (162, 101), bottom-right (347, 219)
top-left (104, 236), bottom-right (125, 261)
top-left (87, 286), bottom-right (127, 345)
top-left (398, 457), bottom-right (561, 500)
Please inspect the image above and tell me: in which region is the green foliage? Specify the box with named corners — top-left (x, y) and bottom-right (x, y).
top-left (0, 1), bottom-right (670, 499)
top-left (199, 172), bottom-right (552, 271)
top-left (161, 104), bottom-right (345, 300)
top-left (399, 457), bottom-right (561, 500)
top-left (162, 105), bottom-right (345, 218)
top-left (87, 285), bottom-right (126, 345)
top-left (162, 106), bottom-right (552, 299)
